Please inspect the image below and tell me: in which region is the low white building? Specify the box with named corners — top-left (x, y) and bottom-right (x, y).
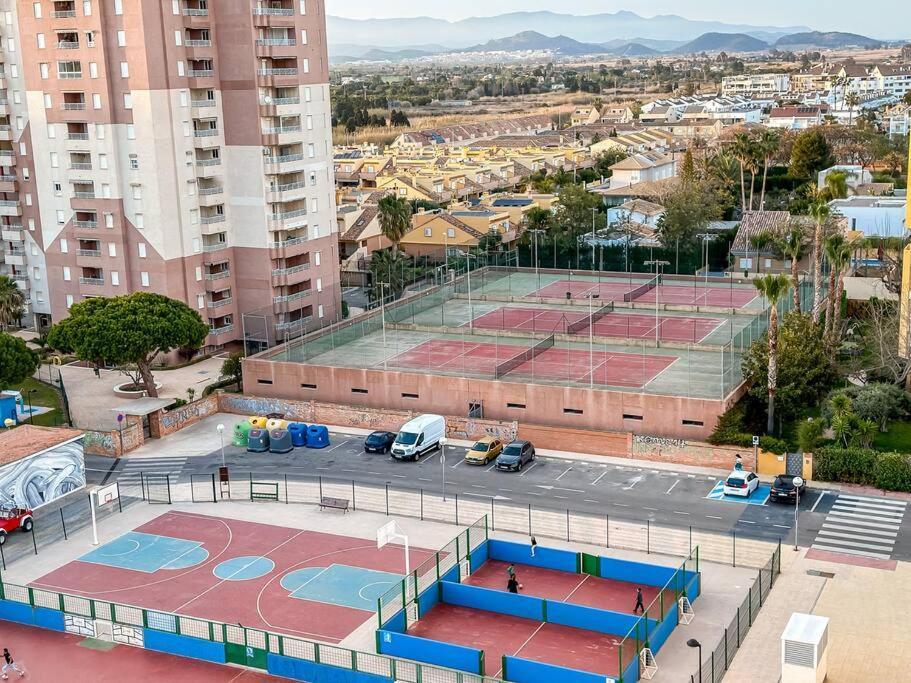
top-left (817, 165), bottom-right (874, 193)
top-left (722, 73), bottom-right (790, 96)
top-left (829, 196), bottom-right (907, 238)
top-left (608, 151), bottom-right (677, 189)
top-left (886, 104), bottom-right (911, 138)
top-left (767, 106), bottom-right (828, 130)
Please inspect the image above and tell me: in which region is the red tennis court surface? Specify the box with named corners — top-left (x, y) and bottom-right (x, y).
top-left (387, 339), bottom-right (677, 387)
top-left (30, 511), bottom-right (434, 643)
top-left (469, 306), bottom-right (721, 342)
top-left (467, 559), bottom-right (676, 618)
top-left (531, 279), bottom-right (757, 307)
top-left (409, 604), bottom-right (633, 679)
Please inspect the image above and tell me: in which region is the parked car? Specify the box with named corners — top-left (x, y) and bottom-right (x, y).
top-left (770, 474), bottom-right (806, 503)
top-left (0, 507), bottom-right (33, 546)
top-left (391, 414), bottom-right (446, 461)
top-left (496, 440), bottom-right (536, 472)
top-left (364, 431), bottom-right (396, 454)
top-left (722, 470), bottom-right (759, 497)
top-left (464, 437), bottom-right (503, 465)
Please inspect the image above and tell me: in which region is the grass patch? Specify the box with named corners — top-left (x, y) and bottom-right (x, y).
top-left (874, 421), bottom-right (911, 454)
top-left (13, 377), bottom-right (65, 427)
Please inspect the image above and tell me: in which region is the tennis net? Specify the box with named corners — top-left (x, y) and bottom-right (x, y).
top-left (494, 335), bottom-right (555, 379)
top-left (566, 302), bottom-right (616, 334)
top-left (623, 275), bottom-right (660, 302)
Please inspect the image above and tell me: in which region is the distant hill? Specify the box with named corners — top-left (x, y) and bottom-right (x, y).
top-left (358, 48), bottom-right (437, 61)
top-left (674, 32), bottom-right (770, 54)
top-left (463, 31), bottom-right (608, 55)
top-left (607, 42), bottom-right (660, 57)
top-left (774, 31), bottom-right (882, 49)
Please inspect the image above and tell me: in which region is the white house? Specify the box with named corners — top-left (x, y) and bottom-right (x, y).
top-left (767, 105), bottom-right (828, 129)
top-left (607, 199), bottom-right (665, 228)
top-left (608, 151), bottom-right (677, 189)
top-left (829, 196), bottom-right (907, 238)
top-left (886, 104), bottom-right (911, 138)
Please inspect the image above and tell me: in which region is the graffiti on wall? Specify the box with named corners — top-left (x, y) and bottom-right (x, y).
top-left (632, 435), bottom-right (689, 450)
top-left (449, 419), bottom-right (517, 442)
top-left (0, 439), bottom-right (86, 508)
top-left (83, 430), bottom-right (116, 456)
top-left (159, 396), bottom-right (217, 431)
top-left (220, 395), bottom-right (309, 421)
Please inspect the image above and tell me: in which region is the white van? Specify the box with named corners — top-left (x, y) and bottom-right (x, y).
top-left (391, 414), bottom-right (446, 461)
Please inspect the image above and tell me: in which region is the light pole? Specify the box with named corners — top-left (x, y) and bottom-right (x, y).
top-left (591, 206), bottom-right (597, 272)
top-left (466, 252), bottom-right (476, 331)
top-left (793, 476), bottom-right (804, 551)
top-left (440, 437), bottom-right (448, 501)
top-left (528, 228), bottom-right (545, 291)
top-left (687, 639), bottom-right (703, 683)
top-left (378, 281), bottom-right (389, 369)
top-left (697, 233), bottom-right (713, 290)
top-left (216, 423), bottom-right (226, 468)
top-left (116, 413), bottom-right (125, 455)
top-left (24, 388), bottom-right (37, 425)
top-left (644, 259), bottom-right (670, 346)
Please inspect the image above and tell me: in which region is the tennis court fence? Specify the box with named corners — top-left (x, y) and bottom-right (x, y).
top-left (493, 334), bottom-right (555, 379)
top-left (566, 301), bottom-right (616, 334)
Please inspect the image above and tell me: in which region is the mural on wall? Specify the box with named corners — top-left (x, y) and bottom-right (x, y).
top-left (0, 439), bottom-right (86, 509)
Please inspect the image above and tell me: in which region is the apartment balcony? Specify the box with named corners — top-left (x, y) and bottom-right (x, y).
top-left (261, 125), bottom-right (303, 145)
top-left (190, 99), bottom-right (217, 114)
top-left (0, 101), bottom-right (9, 116)
top-left (272, 288), bottom-right (311, 306)
top-left (253, 7), bottom-right (295, 16)
top-left (266, 179), bottom-right (307, 202)
top-left (271, 263), bottom-right (310, 286)
top-left (0, 175), bottom-right (15, 193)
top-left (58, 71), bottom-right (83, 80)
top-left (254, 38), bottom-right (297, 58)
top-left (204, 269), bottom-right (231, 282)
top-left (0, 125), bottom-right (11, 142)
top-left (1, 227), bottom-right (22, 242)
top-left (197, 186), bottom-right (224, 206)
top-left (69, 162), bottom-right (93, 171)
top-left (56, 41), bottom-right (80, 49)
top-left (61, 103), bottom-right (87, 112)
top-left (202, 242), bottom-right (229, 253)
top-left (75, 249), bottom-right (101, 266)
top-left (72, 219), bottom-right (98, 230)
top-left (193, 134), bottom-right (221, 152)
top-left (0, 200), bottom-right (21, 217)
top-left (200, 213), bottom-right (226, 226)
top-left (10, 274), bottom-right (29, 291)
top-left (268, 207), bottom-right (307, 231)
top-left (268, 235), bottom-right (309, 258)
top-left (275, 315), bottom-right (312, 333)
top-left (78, 276), bottom-right (104, 286)
top-left (66, 132), bottom-right (90, 141)
top-left (207, 297), bottom-right (233, 309)
top-left (0, 151), bottom-right (16, 166)
top-left (253, 6), bottom-right (295, 28)
top-left (3, 249), bottom-right (24, 266)
top-left (72, 190), bottom-right (96, 199)
top-left (52, 10), bottom-right (78, 19)
top-left (264, 153), bottom-right (305, 173)
top-left (184, 39), bottom-right (212, 48)
top-left (256, 67), bottom-right (298, 86)
top-left (208, 323), bottom-right (234, 339)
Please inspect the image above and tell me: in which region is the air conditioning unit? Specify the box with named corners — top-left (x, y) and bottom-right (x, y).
top-left (781, 613), bottom-right (828, 683)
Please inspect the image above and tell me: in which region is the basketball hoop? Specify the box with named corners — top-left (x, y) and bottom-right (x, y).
top-left (377, 520), bottom-right (411, 575)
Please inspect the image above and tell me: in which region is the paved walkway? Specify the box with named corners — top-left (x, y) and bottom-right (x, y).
top-left (725, 549), bottom-right (911, 682)
top-left (59, 357), bottom-right (227, 431)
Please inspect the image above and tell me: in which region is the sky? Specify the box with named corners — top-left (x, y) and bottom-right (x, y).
top-left (325, 0), bottom-right (906, 37)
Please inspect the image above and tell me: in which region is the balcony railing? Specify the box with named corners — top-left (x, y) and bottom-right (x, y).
top-left (0, 174), bottom-right (17, 182)
top-left (56, 41), bottom-right (80, 49)
top-left (184, 39), bottom-right (212, 47)
top-left (201, 214), bottom-right (226, 225)
top-left (61, 103), bottom-right (86, 110)
top-left (73, 191), bottom-right (96, 198)
top-left (202, 242), bottom-right (228, 252)
top-left (193, 128), bottom-right (220, 137)
top-left (273, 289), bottom-right (311, 304)
top-left (198, 186), bottom-right (224, 196)
top-left (67, 133), bottom-right (90, 140)
top-left (269, 236), bottom-right (307, 249)
top-left (73, 220), bottom-right (98, 228)
top-left (187, 69), bottom-right (214, 78)
top-left (57, 72), bottom-right (83, 79)
top-left (205, 270), bottom-right (230, 281)
top-left (208, 324), bottom-right (234, 336)
top-left (263, 125), bottom-right (302, 135)
top-left (265, 153), bottom-right (303, 164)
top-left (0, 200), bottom-right (18, 207)
top-left (191, 99), bottom-right (216, 108)
top-left (69, 162), bottom-right (93, 170)
top-left (253, 7), bottom-right (294, 15)
top-left (269, 208), bottom-right (307, 221)
top-left (207, 297), bottom-right (233, 308)
top-left (195, 158), bottom-right (221, 166)
top-left (256, 38), bottom-right (296, 46)
top-left (76, 249), bottom-right (101, 257)
top-left (269, 180), bottom-right (306, 193)
top-left (271, 263), bottom-right (310, 277)
top-left (79, 276), bottom-right (104, 285)
top-left (182, 8), bottom-right (209, 16)
top-left (264, 97), bottom-right (301, 106)
top-left (257, 68), bottom-right (298, 76)
top-left (276, 316), bottom-right (312, 331)
top-left (52, 10), bottom-right (77, 18)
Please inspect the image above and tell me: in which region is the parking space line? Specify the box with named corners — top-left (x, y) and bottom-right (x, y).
top-left (706, 515), bottom-right (723, 520)
top-left (592, 472), bottom-right (608, 486)
top-left (327, 440), bottom-right (350, 451)
top-left (773, 524), bottom-right (790, 529)
top-left (418, 478), bottom-right (432, 482)
top-left (739, 520), bottom-right (756, 524)
top-left (643, 506), bottom-right (658, 511)
top-left (554, 467), bottom-right (572, 481)
top-left (810, 491), bottom-right (827, 513)
top-left (665, 480), bottom-right (680, 495)
top-left (673, 511), bottom-right (689, 515)
top-left (584, 499), bottom-right (598, 503)
top-left (554, 495), bottom-right (568, 500)
top-left (471, 484), bottom-right (486, 489)
top-left (450, 460), bottom-right (462, 469)
top-left (486, 463), bottom-right (497, 472)
top-left (613, 502), bottom-right (629, 507)
top-left (519, 463), bottom-right (539, 477)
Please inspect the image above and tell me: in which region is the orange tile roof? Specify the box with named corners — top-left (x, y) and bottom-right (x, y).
top-left (0, 424), bottom-right (83, 466)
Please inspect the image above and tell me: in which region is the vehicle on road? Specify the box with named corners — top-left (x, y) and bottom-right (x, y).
top-left (364, 431), bottom-right (396, 454)
top-left (0, 507), bottom-right (33, 545)
top-left (391, 414), bottom-right (445, 461)
top-left (722, 470), bottom-right (759, 497)
top-left (770, 474), bottom-right (806, 503)
top-left (465, 437), bottom-right (503, 465)
top-left (496, 440), bottom-right (536, 472)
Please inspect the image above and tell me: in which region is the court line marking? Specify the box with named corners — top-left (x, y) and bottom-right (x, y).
top-left (641, 356), bottom-right (680, 391)
top-left (286, 566), bottom-right (331, 595)
top-left (97, 538), bottom-right (141, 557)
top-left (592, 472), bottom-right (608, 486)
top-left (159, 541), bottom-right (209, 571)
top-left (563, 573), bottom-right (592, 602)
top-left (665, 480), bottom-right (680, 495)
top-left (509, 621), bottom-right (549, 667)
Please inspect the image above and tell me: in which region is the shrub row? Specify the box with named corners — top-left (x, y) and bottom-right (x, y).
top-left (814, 447), bottom-right (911, 493)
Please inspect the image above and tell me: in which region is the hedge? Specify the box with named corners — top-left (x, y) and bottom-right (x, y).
top-left (814, 447), bottom-right (911, 492)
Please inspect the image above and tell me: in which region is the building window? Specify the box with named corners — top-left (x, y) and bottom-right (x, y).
top-left (62, 266), bottom-right (71, 281)
top-left (301, 383), bottom-right (317, 389)
top-left (117, 30), bottom-right (126, 47)
top-left (351, 388), bottom-right (368, 394)
top-left (111, 271), bottom-right (120, 286)
top-left (506, 402), bottom-right (526, 409)
top-left (120, 62), bottom-right (129, 77)
top-left (257, 379), bottom-right (273, 385)
top-left (60, 238), bottom-right (68, 252)
top-left (682, 419), bottom-right (704, 427)
top-left (424, 228), bottom-right (432, 237)
top-left (622, 413), bottom-right (643, 421)
top-left (563, 408), bottom-right (583, 415)
top-left (140, 272), bottom-right (149, 287)
top-left (66, 294), bottom-right (74, 308)
top-left (402, 393), bottom-right (419, 399)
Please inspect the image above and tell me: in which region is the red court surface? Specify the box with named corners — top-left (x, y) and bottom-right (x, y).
top-left (387, 339), bottom-right (677, 387)
top-left (467, 559), bottom-right (676, 618)
top-left (409, 604), bottom-right (633, 679)
top-left (30, 511), bottom-right (434, 643)
top-left (469, 306), bottom-right (721, 343)
top-left (0, 620), bottom-right (280, 682)
top-left (531, 279), bottom-right (637, 301)
top-left (531, 279), bottom-right (757, 308)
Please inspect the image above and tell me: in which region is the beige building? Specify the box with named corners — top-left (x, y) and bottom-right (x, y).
top-left (0, 0), bottom-right (339, 348)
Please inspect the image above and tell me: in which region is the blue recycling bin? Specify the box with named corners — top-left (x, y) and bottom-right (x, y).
top-left (306, 424), bottom-right (330, 449)
top-left (288, 422), bottom-right (308, 448)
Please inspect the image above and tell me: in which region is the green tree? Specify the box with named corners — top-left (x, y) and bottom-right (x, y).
top-left (742, 311), bottom-right (838, 426)
top-left (0, 275), bottom-right (26, 330)
top-left (789, 129), bottom-right (835, 179)
top-left (221, 352), bottom-right (243, 390)
top-left (755, 129), bottom-right (780, 210)
top-left (730, 132), bottom-right (757, 212)
top-left (0, 332), bottom-right (39, 389)
top-left (47, 293), bottom-right (208, 398)
top-left (777, 223), bottom-right (807, 312)
top-left (823, 234), bottom-right (853, 342)
top-left (752, 274), bottom-right (792, 433)
top-left (369, 248), bottom-right (411, 301)
top-left (377, 194), bottom-right (413, 256)
top-left (749, 232), bottom-right (775, 274)
top-left (823, 171), bottom-right (848, 200)
top-left (656, 178), bottom-right (723, 248)
top-left (553, 183), bottom-right (602, 254)
top-left (808, 195), bottom-right (831, 324)
top-left (592, 149), bottom-right (627, 178)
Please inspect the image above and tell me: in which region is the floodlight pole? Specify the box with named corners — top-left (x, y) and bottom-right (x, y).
top-left (645, 260), bottom-right (670, 346)
top-left (378, 282), bottom-right (389, 369)
top-left (89, 489), bottom-right (99, 546)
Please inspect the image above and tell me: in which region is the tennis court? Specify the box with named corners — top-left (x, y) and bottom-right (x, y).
top-left (530, 278), bottom-right (757, 307)
top-left (387, 338), bottom-right (677, 388)
top-left (468, 305), bottom-right (722, 343)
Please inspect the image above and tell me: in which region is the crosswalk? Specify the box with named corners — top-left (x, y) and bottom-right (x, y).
top-left (115, 457), bottom-right (188, 491)
top-left (811, 494), bottom-right (907, 560)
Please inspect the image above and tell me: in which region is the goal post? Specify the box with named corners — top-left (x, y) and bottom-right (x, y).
top-left (377, 520), bottom-right (411, 575)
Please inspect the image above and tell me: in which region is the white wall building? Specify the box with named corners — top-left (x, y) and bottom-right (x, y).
top-left (722, 73), bottom-right (790, 96)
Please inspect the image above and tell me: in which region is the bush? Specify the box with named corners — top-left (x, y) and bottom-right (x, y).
top-left (873, 453), bottom-right (911, 491)
top-left (707, 404), bottom-right (788, 454)
top-left (822, 384), bottom-right (910, 431)
top-left (814, 447), bottom-right (911, 492)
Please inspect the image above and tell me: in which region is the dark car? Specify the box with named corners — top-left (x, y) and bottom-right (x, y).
top-left (364, 431), bottom-right (396, 454)
top-left (770, 474), bottom-right (806, 503)
top-left (496, 440), bottom-right (536, 472)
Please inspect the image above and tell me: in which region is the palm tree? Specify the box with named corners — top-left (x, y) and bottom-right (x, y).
top-left (823, 171), bottom-right (848, 200)
top-left (845, 92), bottom-right (860, 126)
top-left (749, 232), bottom-right (775, 275)
top-left (377, 195), bottom-right (413, 256)
top-left (778, 224), bottom-right (807, 312)
top-left (0, 275), bottom-right (26, 330)
top-left (808, 195), bottom-right (831, 325)
top-left (755, 129), bottom-right (780, 210)
top-left (823, 234), bottom-right (847, 340)
top-left (368, 248), bottom-right (410, 301)
top-left (753, 274), bottom-right (791, 434)
top-left (730, 133), bottom-right (755, 213)
top-left (825, 235), bottom-right (854, 342)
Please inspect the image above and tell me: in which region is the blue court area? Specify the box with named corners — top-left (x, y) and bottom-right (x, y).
top-left (706, 481), bottom-right (770, 505)
top-left (213, 556), bottom-right (276, 581)
top-left (280, 564), bottom-right (403, 611)
top-left (79, 531), bottom-right (208, 573)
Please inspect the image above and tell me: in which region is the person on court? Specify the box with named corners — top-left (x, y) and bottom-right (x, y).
top-left (506, 563), bottom-right (516, 579)
top-left (530, 536), bottom-right (538, 557)
top-left (507, 576), bottom-right (520, 593)
top-left (633, 588), bottom-right (645, 614)
top-left (1, 648), bottom-right (24, 679)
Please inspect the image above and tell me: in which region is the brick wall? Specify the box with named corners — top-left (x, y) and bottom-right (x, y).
top-left (82, 416), bottom-right (144, 457)
top-left (149, 395), bottom-right (219, 438)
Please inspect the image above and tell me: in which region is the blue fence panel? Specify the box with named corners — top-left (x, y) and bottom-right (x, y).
top-left (377, 630), bottom-right (482, 675)
top-left (598, 557), bottom-right (677, 588)
top-left (648, 602), bottom-right (678, 654)
top-left (418, 584), bottom-right (440, 619)
top-left (503, 656), bottom-right (614, 683)
top-left (470, 540), bottom-right (489, 573)
top-left (34, 606), bottom-right (66, 632)
top-left (143, 628), bottom-right (226, 664)
top-left (441, 582), bottom-right (544, 622)
top-left (0, 601), bottom-right (65, 632)
top-left (268, 653), bottom-right (393, 683)
top-left (545, 600), bottom-right (654, 638)
top-left (381, 608), bottom-right (406, 633)
top-left (441, 564), bottom-right (460, 584)
top-left (621, 650), bottom-right (640, 683)
top-left (488, 540), bottom-right (578, 573)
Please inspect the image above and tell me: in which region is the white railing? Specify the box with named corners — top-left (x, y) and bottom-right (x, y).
top-left (205, 270), bottom-right (230, 280)
top-left (207, 297), bottom-right (233, 308)
top-left (271, 263), bottom-right (310, 277)
top-left (256, 38), bottom-right (296, 46)
top-left (187, 69), bottom-right (214, 77)
top-left (269, 236), bottom-right (307, 249)
top-left (273, 289), bottom-right (311, 304)
top-left (195, 158), bottom-right (221, 166)
top-left (208, 324), bottom-right (234, 336)
top-left (198, 186), bottom-right (224, 196)
top-left (201, 214), bottom-right (226, 224)
top-left (202, 242), bottom-right (228, 252)
top-left (257, 68), bottom-right (298, 76)
top-left (184, 39), bottom-right (212, 47)
top-left (79, 276), bottom-right (104, 285)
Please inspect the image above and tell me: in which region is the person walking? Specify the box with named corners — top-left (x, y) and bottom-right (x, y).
top-left (507, 576), bottom-right (520, 594)
top-left (2, 648), bottom-right (24, 679)
top-left (633, 588), bottom-right (645, 615)
top-left (506, 563), bottom-right (516, 579)
top-left (734, 454), bottom-right (743, 471)
top-left (530, 536), bottom-right (538, 557)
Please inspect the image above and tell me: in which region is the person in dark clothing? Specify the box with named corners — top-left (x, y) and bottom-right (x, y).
top-left (507, 576), bottom-right (520, 593)
top-left (634, 588), bottom-right (645, 614)
top-left (1, 648), bottom-right (24, 679)
top-left (530, 536), bottom-right (538, 557)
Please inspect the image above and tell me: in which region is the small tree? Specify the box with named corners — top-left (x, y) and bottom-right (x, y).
top-left (0, 332), bottom-right (39, 388)
top-left (377, 195), bottom-right (413, 256)
top-left (777, 223), bottom-right (807, 312)
top-left (47, 293), bottom-right (208, 398)
top-left (789, 129), bottom-right (835, 179)
top-left (0, 275), bottom-right (26, 330)
top-left (221, 352), bottom-right (243, 390)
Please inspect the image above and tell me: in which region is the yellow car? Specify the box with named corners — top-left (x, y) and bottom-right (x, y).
top-left (464, 437), bottom-right (503, 465)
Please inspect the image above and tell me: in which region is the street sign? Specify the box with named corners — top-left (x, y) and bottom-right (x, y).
top-left (752, 435), bottom-right (760, 446)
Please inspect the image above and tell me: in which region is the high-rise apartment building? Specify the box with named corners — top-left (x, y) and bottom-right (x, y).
top-left (0, 0), bottom-right (339, 349)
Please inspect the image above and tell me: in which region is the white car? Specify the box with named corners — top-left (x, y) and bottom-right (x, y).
top-left (723, 470), bottom-right (759, 498)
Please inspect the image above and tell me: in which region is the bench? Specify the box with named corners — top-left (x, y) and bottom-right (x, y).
top-left (319, 496), bottom-right (349, 513)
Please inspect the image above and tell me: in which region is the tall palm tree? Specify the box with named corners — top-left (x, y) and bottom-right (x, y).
top-left (823, 234), bottom-right (847, 339)
top-left (377, 195), bottom-right (413, 256)
top-left (808, 195), bottom-right (831, 325)
top-left (824, 171), bottom-right (848, 200)
top-left (845, 92), bottom-right (860, 126)
top-left (730, 133), bottom-right (755, 213)
top-left (824, 234), bottom-right (853, 342)
top-left (778, 224), bottom-right (807, 312)
top-left (755, 129), bottom-right (780, 210)
top-left (0, 275), bottom-right (26, 330)
top-left (753, 274), bottom-right (791, 434)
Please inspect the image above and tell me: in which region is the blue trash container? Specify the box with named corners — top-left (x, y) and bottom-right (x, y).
top-left (288, 422), bottom-right (308, 448)
top-left (306, 424), bottom-right (330, 448)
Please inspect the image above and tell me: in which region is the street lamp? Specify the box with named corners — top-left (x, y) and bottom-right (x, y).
top-left (793, 476), bottom-right (804, 551)
top-left (687, 639), bottom-right (703, 683)
top-left (216, 423), bottom-right (226, 468)
top-left (644, 259), bottom-right (670, 346)
top-left (439, 437), bottom-right (448, 501)
top-left (378, 282), bottom-right (390, 369)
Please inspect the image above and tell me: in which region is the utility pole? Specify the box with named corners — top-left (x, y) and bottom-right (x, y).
top-left (528, 228), bottom-right (545, 292)
top-left (378, 282), bottom-right (390, 369)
